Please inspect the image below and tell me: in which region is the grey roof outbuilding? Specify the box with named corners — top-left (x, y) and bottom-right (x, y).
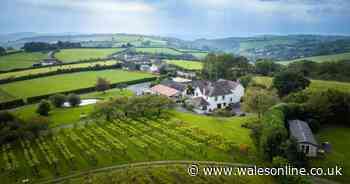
top-left (288, 120), bottom-right (318, 146)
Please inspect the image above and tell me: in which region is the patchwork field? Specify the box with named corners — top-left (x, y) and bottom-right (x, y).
top-left (277, 52), bottom-right (350, 65)
top-left (135, 47), bottom-right (183, 55)
top-left (0, 70), bottom-right (154, 102)
top-left (55, 48), bottom-right (124, 62)
top-left (0, 52), bottom-right (47, 71)
top-left (0, 111), bottom-right (258, 184)
top-left (311, 126), bottom-right (350, 183)
top-left (253, 76), bottom-right (350, 93)
top-left (165, 60), bottom-right (203, 70)
top-left (0, 60), bottom-right (119, 80)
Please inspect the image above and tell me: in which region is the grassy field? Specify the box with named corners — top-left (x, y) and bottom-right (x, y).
top-left (165, 60), bottom-right (203, 70)
top-left (277, 52), bottom-right (350, 65)
top-left (0, 60), bottom-right (119, 80)
top-left (0, 111), bottom-right (258, 183)
top-left (68, 165), bottom-right (276, 184)
top-left (311, 126), bottom-right (350, 183)
top-left (253, 76), bottom-right (350, 93)
top-left (13, 89), bottom-right (133, 128)
top-left (55, 48), bottom-right (124, 62)
top-left (0, 70), bottom-right (154, 102)
top-left (135, 47), bottom-right (183, 55)
top-left (0, 52), bottom-right (47, 71)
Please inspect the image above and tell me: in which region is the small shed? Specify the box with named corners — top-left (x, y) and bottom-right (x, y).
top-left (288, 120), bottom-right (319, 157)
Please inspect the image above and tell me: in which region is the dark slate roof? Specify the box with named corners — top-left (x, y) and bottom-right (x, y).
top-left (192, 79), bottom-right (240, 97)
top-left (160, 79), bottom-right (187, 92)
top-left (189, 97), bottom-right (210, 107)
top-left (288, 120), bottom-right (318, 145)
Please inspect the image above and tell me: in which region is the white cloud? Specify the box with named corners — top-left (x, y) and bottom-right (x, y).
top-left (18, 0), bottom-right (155, 13)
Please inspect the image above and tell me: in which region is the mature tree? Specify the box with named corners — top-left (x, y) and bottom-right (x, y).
top-left (96, 77), bottom-right (111, 93)
top-left (272, 71), bottom-right (310, 96)
top-left (239, 75), bottom-right (252, 88)
top-left (202, 54), bottom-right (252, 80)
top-left (49, 94), bottom-right (67, 107)
top-left (287, 60), bottom-right (318, 77)
top-left (36, 100), bottom-right (51, 116)
top-left (243, 87), bottom-right (279, 119)
top-left (305, 89), bottom-right (350, 126)
top-left (67, 94), bottom-right (81, 107)
top-left (255, 59), bottom-right (283, 76)
top-left (0, 46), bottom-right (6, 56)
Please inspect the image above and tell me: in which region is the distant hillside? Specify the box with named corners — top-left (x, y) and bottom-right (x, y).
top-left (2, 33), bottom-right (350, 61)
top-left (186, 35), bottom-right (350, 61)
top-left (277, 52), bottom-right (350, 65)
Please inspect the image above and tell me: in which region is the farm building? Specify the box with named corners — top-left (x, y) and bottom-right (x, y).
top-left (151, 78), bottom-right (245, 114)
top-left (148, 84), bottom-right (181, 99)
top-left (288, 120), bottom-right (319, 157)
top-left (188, 79), bottom-right (244, 113)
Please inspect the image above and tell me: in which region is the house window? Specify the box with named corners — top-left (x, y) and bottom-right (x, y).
top-left (195, 92), bottom-right (198, 96)
top-left (214, 96), bottom-right (218, 101)
top-left (202, 105), bottom-right (207, 110)
top-left (217, 104), bottom-right (222, 109)
top-left (223, 103), bottom-right (226, 107)
top-left (222, 96), bottom-right (225, 100)
top-left (230, 98), bottom-right (233, 102)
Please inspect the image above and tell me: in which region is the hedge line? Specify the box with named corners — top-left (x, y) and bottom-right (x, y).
top-left (0, 76), bottom-right (156, 110)
top-left (0, 64), bottom-right (122, 84)
top-left (25, 77), bottom-right (157, 104)
top-left (259, 103), bottom-right (290, 160)
top-left (0, 99), bottom-right (25, 110)
top-left (0, 57), bottom-right (114, 74)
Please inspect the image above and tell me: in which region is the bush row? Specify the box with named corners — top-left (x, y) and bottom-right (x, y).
top-left (0, 77), bottom-right (156, 109)
top-left (0, 99), bottom-right (25, 110)
top-left (26, 77), bottom-right (157, 104)
top-left (259, 103), bottom-right (290, 160)
top-left (0, 63), bottom-right (122, 84)
top-left (0, 57), bottom-right (114, 74)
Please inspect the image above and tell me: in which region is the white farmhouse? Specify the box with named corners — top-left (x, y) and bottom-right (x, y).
top-left (189, 79), bottom-right (244, 113)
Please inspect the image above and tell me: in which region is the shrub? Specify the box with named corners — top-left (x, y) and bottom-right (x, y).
top-left (67, 94), bottom-right (81, 107)
top-left (49, 94), bottom-right (67, 107)
top-left (211, 108), bottom-right (233, 117)
top-left (96, 77), bottom-right (110, 93)
top-left (259, 104), bottom-right (289, 160)
top-left (25, 116), bottom-right (50, 136)
top-left (305, 89), bottom-right (350, 126)
top-left (36, 100), bottom-right (51, 116)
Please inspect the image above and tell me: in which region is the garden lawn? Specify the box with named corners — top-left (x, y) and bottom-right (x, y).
top-left (0, 52), bottom-right (47, 71)
top-left (13, 89), bottom-right (133, 128)
top-left (165, 60), bottom-right (203, 70)
top-left (171, 111), bottom-right (255, 146)
top-left (253, 76), bottom-right (350, 93)
top-left (135, 47), bottom-right (183, 55)
top-left (55, 48), bottom-right (124, 62)
top-left (311, 126), bottom-right (350, 184)
top-left (0, 70), bottom-right (154, 101)
top-left (0, 60), bottom-right (119, 80)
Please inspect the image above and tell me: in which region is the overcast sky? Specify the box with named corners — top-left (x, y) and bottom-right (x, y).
top-left (1, 0), bottom-right (350, 39)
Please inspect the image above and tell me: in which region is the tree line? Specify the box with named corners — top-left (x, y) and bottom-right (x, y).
top-left (22, 41), bottom-right (81, 52)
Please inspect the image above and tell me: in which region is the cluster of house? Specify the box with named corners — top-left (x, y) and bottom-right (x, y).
top-left (146, 77), bottom-right (245, 114)
top-left (120, 54), bottom-right (161, 73)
